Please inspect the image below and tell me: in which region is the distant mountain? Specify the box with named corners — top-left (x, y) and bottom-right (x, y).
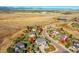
top-left (0, 6), bottom-right (79, 10)
top-left (0, 7), bottom-right (13, 10)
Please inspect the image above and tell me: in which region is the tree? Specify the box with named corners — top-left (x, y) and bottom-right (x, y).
top-left (7, 47), bottom-right (15, 53)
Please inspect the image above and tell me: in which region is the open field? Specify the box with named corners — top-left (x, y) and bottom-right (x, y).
top-left (0, 11), bottom-right (79, 44)
top-left (0, 11), bottom-right (59, 45)
top-left (0, 10), bottom-right (79, 52)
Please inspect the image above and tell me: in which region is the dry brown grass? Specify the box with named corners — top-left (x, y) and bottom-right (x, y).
top-left (0, 11), bottom-right (79, 52)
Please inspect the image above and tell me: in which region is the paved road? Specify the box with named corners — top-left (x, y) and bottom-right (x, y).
top-left (43, 26), bottom-right (71, 53)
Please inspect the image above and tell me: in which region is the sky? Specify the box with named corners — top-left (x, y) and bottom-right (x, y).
top-left (0, 0), bottom-right (79, 6)
top-left (0, 0), bottom-right (79, 10)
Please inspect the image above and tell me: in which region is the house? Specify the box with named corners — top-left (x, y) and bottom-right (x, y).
top-left (69, 40), bottom-right (79, 53)
top-left (28, 37), bottom-right (35, 44)
top-left (73, 41), bottom-right (79, 49)
top-left (14, 42), bottom-right (25, 53)
top-left (49, 31), bottom-right (59, 37)
top-left (60, 35), bottom-right (68, 40)
top-left (28, 32), bottom-right (36, 43)
top-left (52, 31), bottom-right (59, 36)
top-left (15, 42), bottom-right (25, 49)
top-left (60, 35), bottom-right (68, 44)
top-left (29, 32), bottom-right (35, 38)
top-left (36, 38), bottom-right (48, 48)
